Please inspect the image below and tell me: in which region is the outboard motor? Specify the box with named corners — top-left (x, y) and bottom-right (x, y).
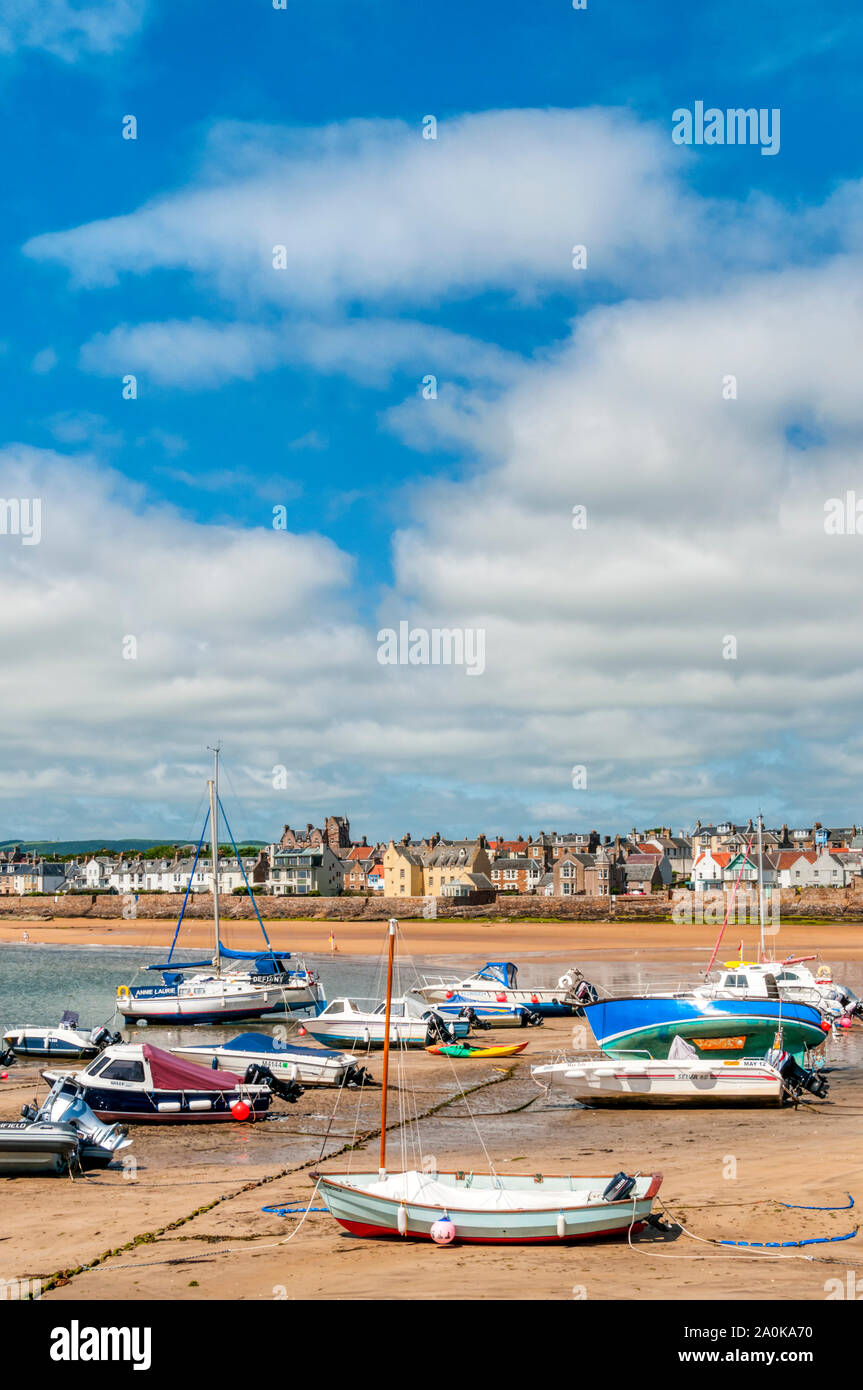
top-left (459, 1006), bottom-right (490, 1032)
top-left (243, 1063), bottom-right (304, 1104)
top-left (573, 979), bottom-right (598, 1007)
top-left (89, 1026), bottom-right (120, 1052)
top-left (0, 1047), bottom-right (17, 1067)
top-left (602, 1172), bottom-right (637, 1202)
top-left (519, 1008), bottom-right (544, 1028)
top-left (342, 1064), bottom-right (374, 1089)
top-left (768, 1048), bottom-right (829, 1101)
top-left (424, 1011), bottom-right (452, 1044)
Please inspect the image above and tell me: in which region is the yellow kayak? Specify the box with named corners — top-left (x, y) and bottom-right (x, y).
top-left (425, 1042), bottom-right (529, 1058)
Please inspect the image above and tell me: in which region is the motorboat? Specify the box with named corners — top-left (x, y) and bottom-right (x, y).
top-left (169, 1032), bottom-right (371, 1088)
top-left (3, 1012), bottom-right (120, 1060)
top-left (580, 995), bottom-right (828, 1063)
top-left (302, 996), bottom-right (470, 1050)
top-left (0, 1076), bottom-right (132, 1175)
top-left (691, 959), bottom-right (862, 1020)
top-left (531, 1036), bottom-right (829, 1107)
top-left (412, 961), bottom-right (595, 1017)
top-left (42, 1041), bottom-right (301, 1123)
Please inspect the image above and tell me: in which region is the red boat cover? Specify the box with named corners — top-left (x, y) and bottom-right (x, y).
top-left (142, 1044), bottom-right (245, 1090)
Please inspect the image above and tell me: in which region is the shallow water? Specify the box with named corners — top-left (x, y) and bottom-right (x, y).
top-left (1, 942), bottom-right (862, 1064)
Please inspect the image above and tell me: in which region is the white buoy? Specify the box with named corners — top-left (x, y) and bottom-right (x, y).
top-left (397, 1205), bottom-right (408, 1236)
top-left (557, 1212), bottom-right (566, 1238)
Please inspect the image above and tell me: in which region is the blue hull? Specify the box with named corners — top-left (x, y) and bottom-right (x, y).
top-left (582, 996), bottom-right (826, 1062)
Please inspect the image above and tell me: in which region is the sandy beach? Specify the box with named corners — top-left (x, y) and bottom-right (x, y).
top-left (2, 1017), bottom-right (861, 1302)
top-left (4, 916), bottom-right (863, 959)
top-left (2, 923), bottom-right (863, 1301)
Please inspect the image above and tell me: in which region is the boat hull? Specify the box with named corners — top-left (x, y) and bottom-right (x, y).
top-left (581, 997), bottom-right (826, 1063)
top-left (314, 1170), bottom-right (662, 1243)
top-left (0, 1122), bottom-right (78, 1175)
top-left (532, 1059), bottom-right (785, 1106)
top-left (420, 987), bottom-right (577, 1018)
top-left (171, 1039), bottom-right (356, 1087)
top-left (41, 1077), bottom-right (271, 1124)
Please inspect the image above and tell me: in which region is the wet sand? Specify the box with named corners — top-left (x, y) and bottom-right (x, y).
top-left (3, 1012), bottom-right (863, 1302)
top-left (4, 916), bottom-right (863, 958)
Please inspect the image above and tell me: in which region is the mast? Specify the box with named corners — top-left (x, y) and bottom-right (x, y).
top-left (208, 745), bottom-right (221, 975)
top-left (379, 918), bottom-right (396, 1177)
top-left (757, 810), bottom-right (765, 962)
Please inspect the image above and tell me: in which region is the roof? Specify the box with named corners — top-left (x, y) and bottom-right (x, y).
top-left (490, 857), bottom-right (534, 871)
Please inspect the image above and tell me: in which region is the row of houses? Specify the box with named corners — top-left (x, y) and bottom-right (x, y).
top-left (5, 815), bottom-right (863, 899)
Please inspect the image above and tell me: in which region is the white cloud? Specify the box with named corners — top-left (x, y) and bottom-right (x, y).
top-left (24, 108), bottom-right (784, 302)
top-left (13, 108), bottom-right (863, 835)
top-left (31, 346), bottom-right (58, 374)
top-left (0, 0), bottom-right (146, 61)
top-left (79, 316), bottom-right (521, 390)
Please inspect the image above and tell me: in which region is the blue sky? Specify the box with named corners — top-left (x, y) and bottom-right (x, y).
top-left (2, 0), bottom-right (863, 842)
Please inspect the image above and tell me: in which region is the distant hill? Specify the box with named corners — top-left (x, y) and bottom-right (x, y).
top-left (0, 839), bottom-right (267, 856)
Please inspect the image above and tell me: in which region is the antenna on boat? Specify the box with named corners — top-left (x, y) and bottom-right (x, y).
top-left (207, 744), bottom-right (221, 976)
top-left (379, 918), bottom-right (397, 1178)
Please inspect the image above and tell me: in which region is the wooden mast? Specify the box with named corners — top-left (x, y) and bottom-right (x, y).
top-left (379, 917), bottom-right (396, 1176)
top-left (208, 745), bottom-right (221, 976)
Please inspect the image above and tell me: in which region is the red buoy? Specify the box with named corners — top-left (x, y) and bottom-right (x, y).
top-left (231, 1099), bottom-right (251, 1122)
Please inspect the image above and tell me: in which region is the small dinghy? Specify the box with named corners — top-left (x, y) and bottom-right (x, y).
top-left (43, 1041), bottom-right (302, 1123)
top-left (3, 1012), bottom-right (120, 1060)
top-left (0, 1077), bottom-right (131, 1175)
top-left (170, 1033), bottom-right (372, 1088)
top-left (426, 1041), bottom-right (530, 1058)
top-left (313, 1167), bottom-right (663, 1243)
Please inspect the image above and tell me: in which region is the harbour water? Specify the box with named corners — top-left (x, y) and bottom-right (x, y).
top-left (2, 942), bottom-right (862, 1065)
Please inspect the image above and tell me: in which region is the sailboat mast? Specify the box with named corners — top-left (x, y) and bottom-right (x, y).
top-left (208, 746), bottom-right (221, 975)
top-left (757, 811), bottom-right (765, 961)
top-left (379, 918), bottom-right (396, 1177)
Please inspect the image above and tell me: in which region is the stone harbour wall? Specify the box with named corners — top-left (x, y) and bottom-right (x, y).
top-left (2, 883), bottom-right (863, 922)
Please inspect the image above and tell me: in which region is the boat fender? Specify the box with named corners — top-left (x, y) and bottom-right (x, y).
top-left (397, 1205), bottom-right (408, 1236)
top-left (211, 1056), bottom-right (219, 1070)
top-left (602, 1172), bottom-right (636, 1203)
top-left (231, 1100), bottom-right (251, 1122)
top-left (431, 1217), bottom-right (455, 1245)
top-left (556, 1213), bottom-right (566, 1238)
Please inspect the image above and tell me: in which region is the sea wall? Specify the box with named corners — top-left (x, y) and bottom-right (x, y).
top-left (2, 884), bottom-right (863, 922)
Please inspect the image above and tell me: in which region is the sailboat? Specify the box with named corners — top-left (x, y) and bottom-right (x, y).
top-left (313, 921), bottom-right (664, 1244)
top-left (116, 749), bottom-right (323, 1025)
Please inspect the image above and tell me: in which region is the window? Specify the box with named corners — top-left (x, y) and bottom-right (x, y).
top-left (101, 1059), bottom-right (145, 1083)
